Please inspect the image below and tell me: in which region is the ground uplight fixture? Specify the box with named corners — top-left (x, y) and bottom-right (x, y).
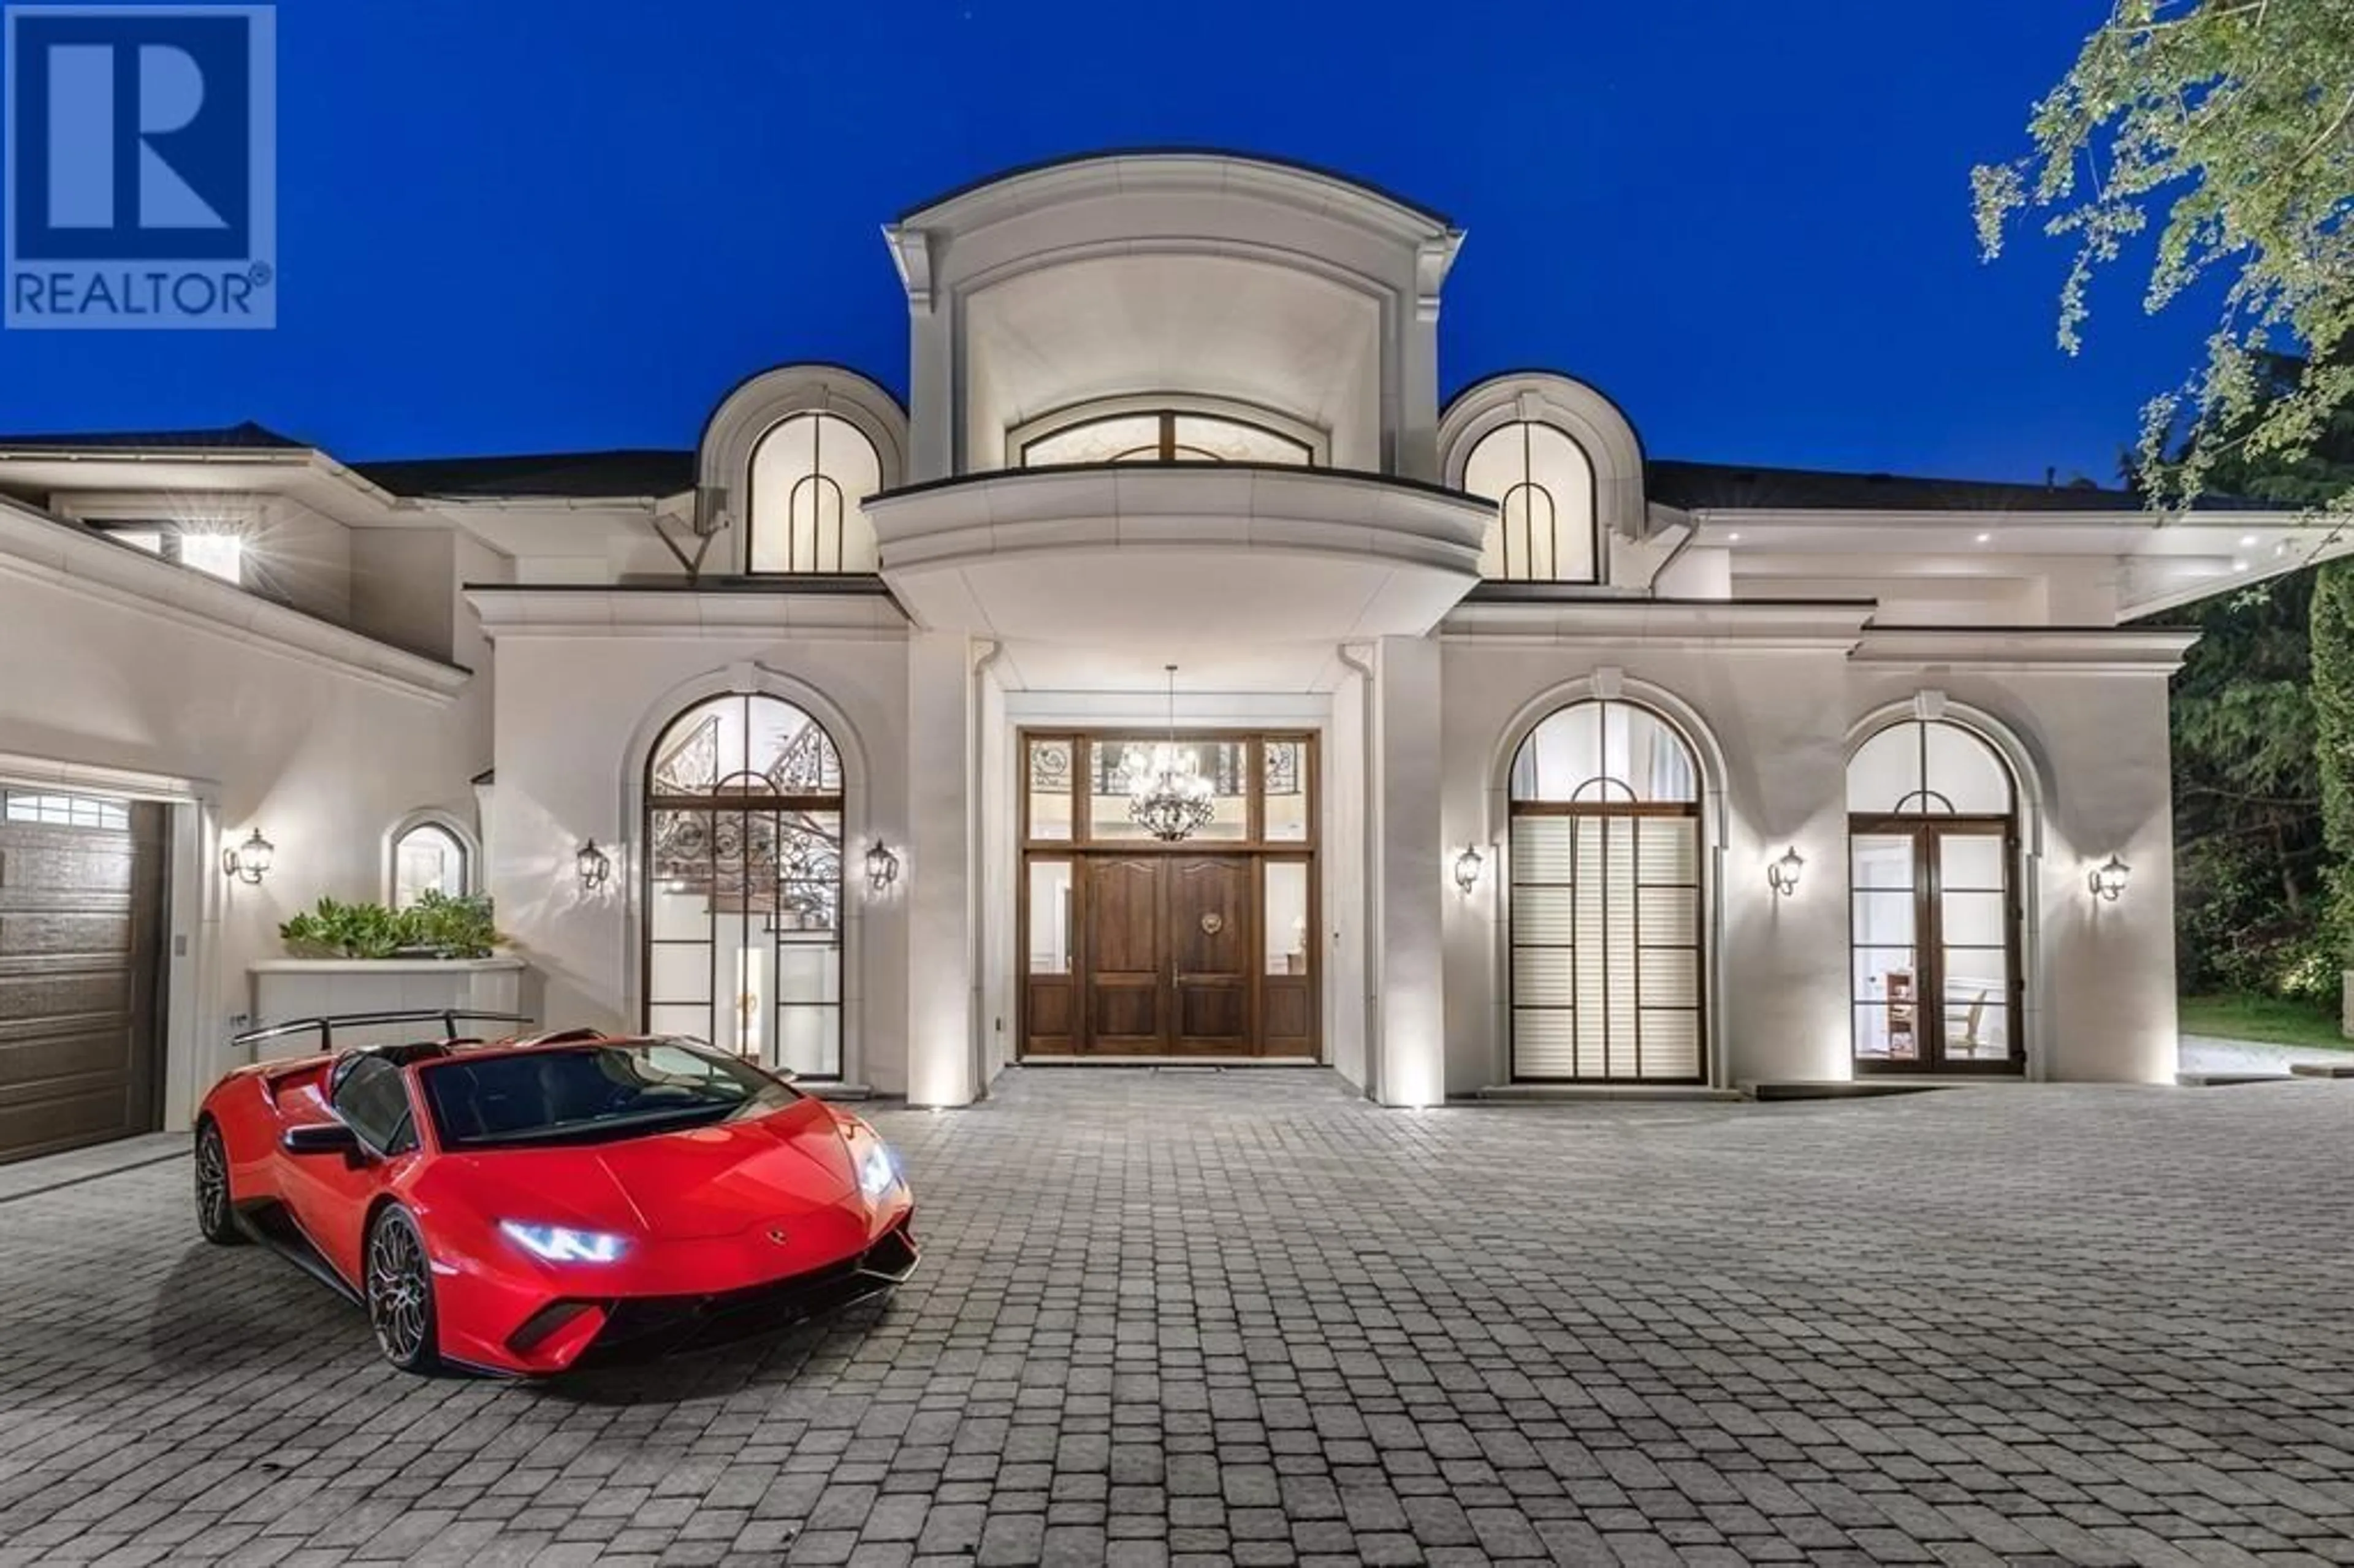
top-left (1767, 846), bottom-right (1804, 897)
top-left (865, 839), bottom-right (902, 895)
top-left (576, 839), bottom-right (613, 892)
top-left (223, 828), bottom-right (275, 885)
top-left (2089, 853), bottom-right (2130, 904)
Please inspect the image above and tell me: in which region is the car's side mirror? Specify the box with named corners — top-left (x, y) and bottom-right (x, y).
top-left (282, 1122), bottom-right (362, 1157)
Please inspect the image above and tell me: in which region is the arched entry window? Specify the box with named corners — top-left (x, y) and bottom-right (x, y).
top-left (747, 413), bottom-right (883, 574)
top-left (645, 694), bottom-right (844, 1078)
top-left (1848, 720), bottom-right (2023, 1074)
top-left (1508, 699), bottom-right (1704, 1083)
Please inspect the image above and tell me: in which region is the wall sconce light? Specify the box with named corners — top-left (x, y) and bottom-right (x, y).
top-left (576, 839), bottom-right (613, 893)
top-left (864, 839), bottom-right (901, 896)
top-left (1452, 845), bottom-right (1486, 897)
top-left (2089, 853), bottom-right (2131, 904)
top-left (222, 828), bottom-right (275, 885)
top-left (1767, 846), bottom-right (1805, 898)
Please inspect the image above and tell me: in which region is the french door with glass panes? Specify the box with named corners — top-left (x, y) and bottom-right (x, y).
top-left (1849, 819), bottom-right (2022, 1073)
top-left (1509, 804), bottom-right (1705, 1083)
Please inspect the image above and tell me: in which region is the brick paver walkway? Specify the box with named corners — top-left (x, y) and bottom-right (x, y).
top-left (5, 1068), bottom-right (2354, 1566)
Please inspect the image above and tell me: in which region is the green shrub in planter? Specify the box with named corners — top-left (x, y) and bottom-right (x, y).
top-left (280, 892), bottom-right (503, 961)
top-left (402, 891), bottom-right (501, 960)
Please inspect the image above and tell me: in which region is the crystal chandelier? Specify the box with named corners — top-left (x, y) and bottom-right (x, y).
top-left (1125, 664), bottom-right (1215, 842)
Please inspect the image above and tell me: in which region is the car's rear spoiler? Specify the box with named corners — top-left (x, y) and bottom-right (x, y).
top-left (232, 1009), bottom-right (538, 1061)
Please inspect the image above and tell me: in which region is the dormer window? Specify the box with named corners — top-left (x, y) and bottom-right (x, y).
top-left (747, 412), bottom-right (882, 574)
top-left (1015, 400), bottom-right (1320, 469)
top-left (93, 520), bottom-right (246, 585)
top-left (1463, 420), bottom-right (1598, 584)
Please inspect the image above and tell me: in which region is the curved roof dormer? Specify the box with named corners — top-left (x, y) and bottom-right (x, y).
top-left (883, 149), bottom-right (1465, 482)
top-left (1439, 371), bottom-right (1650, 585)
top-left (698, 363), bottom-right (908, 577)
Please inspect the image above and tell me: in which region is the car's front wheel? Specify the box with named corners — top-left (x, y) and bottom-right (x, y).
top-left (364, 1205), bottom-right (442, 1374)
top-left (194, 1120), bottom-right (245, 1246)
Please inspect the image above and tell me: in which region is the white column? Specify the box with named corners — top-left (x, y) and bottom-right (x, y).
top-left (905, 266), bottom-right (955, 482)
top-left (1373, 636), bottom-right (1446, 1106)
top-left (905, 631), bottom-right (978, 1104)
top-left (2040, 675), bottom-right (2177, 1083)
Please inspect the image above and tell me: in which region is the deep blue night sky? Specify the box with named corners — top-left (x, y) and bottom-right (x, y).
top-left (0, 1), bottom-right (2200, 484)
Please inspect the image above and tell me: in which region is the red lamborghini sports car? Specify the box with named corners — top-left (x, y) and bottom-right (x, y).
top-left (192, 1013), bottom-right (917, 1376)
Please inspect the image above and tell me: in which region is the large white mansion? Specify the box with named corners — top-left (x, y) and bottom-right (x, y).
top-left (0, 150), bottom-right (2330, 1159)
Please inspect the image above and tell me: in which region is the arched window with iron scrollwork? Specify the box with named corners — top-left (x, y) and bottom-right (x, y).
top-left (644, 693), bottom-right (845, 1077)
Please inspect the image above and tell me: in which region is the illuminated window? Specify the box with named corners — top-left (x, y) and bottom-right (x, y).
top-left (1463, 421), bottom-right (1598, 583)
top-left (390, 822), bottom-right (470, 908)
top-left (1508, 700), bottom-right (1703, 1083)
top-left (93, 521), bottom-right (245, 585)
top-left (1021, 408), bottom-right (1316, 468)
top-left (2, 790), bottom-right (129, 831)
top-left (747, 413), bottom-right (882, 574)
top-left (644, 693), bottom-right (844, 1079)
top-left (1847, 721), bottom-right (2022, 1073)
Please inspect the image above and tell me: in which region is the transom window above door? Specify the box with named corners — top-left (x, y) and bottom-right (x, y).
top-left (1015, 400), bottom-right (1321, 468)
top-left (1848, 718), bottom-right (2015, 816)
top-left (1025, 734), bottom-right (1315, 847)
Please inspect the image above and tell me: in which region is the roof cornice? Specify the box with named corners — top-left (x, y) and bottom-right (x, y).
top-left (1851, 626), bottom-right (2201, 674)
top-left (0, 496), bottom-right (468, 700)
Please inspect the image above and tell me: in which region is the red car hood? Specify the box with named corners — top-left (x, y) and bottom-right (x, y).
top-left (441, 1097), bottom-right (858, 1240)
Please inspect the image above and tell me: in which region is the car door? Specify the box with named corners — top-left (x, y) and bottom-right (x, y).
top-left (278, 1055), bottom-right (419, 1287)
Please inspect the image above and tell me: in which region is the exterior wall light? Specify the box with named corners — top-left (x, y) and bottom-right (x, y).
top-left (576, 839), bottom-right (613, 893)
top-left (1452, 845), bottom-right (1486, 897)
top-left (2089, 854), bottom-right (2131, 903)
top-left (864, 839), bottom-right (901, 896)
top-left (222, 829), bottom-right (275, 885)
top-left (1767, 847), bottom-right (1804, 898)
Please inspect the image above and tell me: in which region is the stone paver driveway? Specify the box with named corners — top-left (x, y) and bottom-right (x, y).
top-left (6, 1068), bottom-right (2354, 1567)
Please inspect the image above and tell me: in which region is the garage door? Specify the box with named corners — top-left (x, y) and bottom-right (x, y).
top-left (0, 791), bottom-right (166, 1163)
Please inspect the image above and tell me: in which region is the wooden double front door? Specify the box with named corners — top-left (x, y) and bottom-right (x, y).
top-left (1024, 853), bottom-right (1316, 1058)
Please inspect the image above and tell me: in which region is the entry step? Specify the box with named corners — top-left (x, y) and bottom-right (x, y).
top-left (2176, 1071), bottom-right (2294, 1087)
top-left (1471, 1084), bottom-right (1746, 1103)
top-left (2290, 1059), bottom-right (2354, 1079)
top-left (1742, 1080), bottom-right (1957, 1102)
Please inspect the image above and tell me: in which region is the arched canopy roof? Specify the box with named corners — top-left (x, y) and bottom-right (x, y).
top-left (697, 364), bottom-right (907, 571)
top-left (893, 147), bottom-right (1457, 235)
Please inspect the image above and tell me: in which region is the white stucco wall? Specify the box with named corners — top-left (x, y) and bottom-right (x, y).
top-left (1843, 666), bottom-right (2180, 1083)
top-left (481, 624), bottom-right (913, 1094)
top-left (1437, 634), bottom-right (1856, 1094)
top-left (1434, 625), bottom-right (2185, 1092)
top-left (0, 561), bottom-right (487, 1125)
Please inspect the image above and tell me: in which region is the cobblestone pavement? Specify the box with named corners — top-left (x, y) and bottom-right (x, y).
top-left (6, 1068), bottom-right (2354, 1567)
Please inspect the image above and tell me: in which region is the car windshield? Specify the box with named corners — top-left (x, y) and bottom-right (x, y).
top-left (419, 1040), bottom-right (798, 1149)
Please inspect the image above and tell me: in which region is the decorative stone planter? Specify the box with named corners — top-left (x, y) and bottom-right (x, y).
top-left (246, 958), bottom-right (536, 1061)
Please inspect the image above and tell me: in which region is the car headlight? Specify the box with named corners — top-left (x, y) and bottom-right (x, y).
top-left (855, 1139), bottom-right (902, 1203)
top-left (498, 1220), bottom-right (629, 1264)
